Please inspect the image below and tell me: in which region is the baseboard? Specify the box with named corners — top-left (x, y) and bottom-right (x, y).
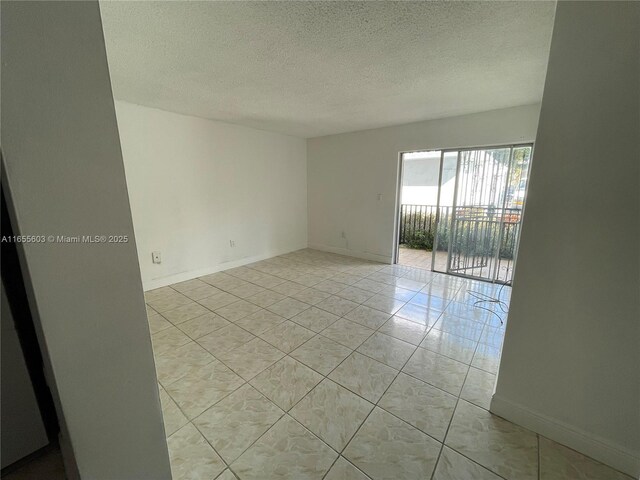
top-left (307, 243), bottom-right (392, 264)
top-left (490, 394), bottom-right (639, 478)
top-left (142, 245), bottom-right (307, 291)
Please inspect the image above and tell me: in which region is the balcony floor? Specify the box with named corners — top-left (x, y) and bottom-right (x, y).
top-left (397, 246), bottom-right (513, 283)
top-left (398, 245), bottom-right (449, 271)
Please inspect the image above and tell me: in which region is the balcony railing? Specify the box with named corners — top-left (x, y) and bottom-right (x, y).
top-left (399, 204), bottom-right (523, 280)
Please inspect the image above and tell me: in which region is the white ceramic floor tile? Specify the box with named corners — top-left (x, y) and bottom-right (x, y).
top-left (394, 277), bottom-right (426, 292)
top-left (182, 284), bottom-right (223, 302)
top-left (155, 341), bottom-right (216, 386)
top-left (409, 292), bottom-right (450, 311)
top-left (194, 384), bottom-right (284, 463)
top-left (420, 329), bottom-right (477, 364)
top-left (290, 307), bottom-right (340, 333)
top-left (376, 284), bottom-right (416, 302)
top-left (320, 318), bottom-right (375, 350)
top-left (249, 356), bottom-right (322, 410)
top-left (231, 415), bottom-right (337, 480)
top-left (215, 300), bottom-right (262, 322)
top-left (460, 367), bottom-right (496, 410)
top-left (200, 272), bottom-right (246, 290)
top-left (378, 316), bottom-right (429, 345)
top-left (216, 470), bottom-right (238, 480)
top-left (162, 302), bottom-right (212, 324)
top-left (147, 292), bottom-right (193, 313)
top-left (328, 352), bottom-right (398, 403)
top-left (356, 332), bottom-right (416, 370)
top-left (148, 251), bottom-right (519, 480)
top-left (290, 379), bottom-right (374, 451)
top-left (171, 278), bottom-right (209, 294)
top-left (151, 326), bottom-right (192, 356)
top-left (433, 447), bottom-right (502, 480)
top-left (167, 423), bottom-right (225, 480)
top-left (434, 314), bottom-right (485, 342)
top-left (294, 273), bottom-right (326, 287)
top-left (343, 407), bottom-right (441, 480)
top-left (315, 279), bottom-right (351, 295)
top-left (479, 325), bottom-right (505, 348)
top-left (215, 337), bottom-right (285, 381)
top-left (165, 359), bottom-right (244, 419)
top-left (258, 320), bottom-right (315, 353)
top-left (445, 400), bottom-right (538, 480)
top-left (198, 292), bottom-right (241, 311)
top-left (362, 295), bottom-right (405, 315)
top-left (290, 334), bottom-right (352, 375)
top-left (344, 305), bottom-right (391, 329)
top-left (316, 295), bottom-right (359, 316)
top-left (291, 287), bottom-right (332, 305)
top-left (245, 289), bottom-right (286, 308)
top-left (395, 303), bottom-right (442, 327)
top-left (267, 297), bottom-right (311, 319)
top-left (145, 286), bottom-right (175, 303)
top-left (196, 324), bottom-right (255, 356)
top-left (331, 272), bottom-right (364, 285)
top-left (378, 372), bottom-right (456, 441)
top-left (224, 282), bottom-right (266, 299)
top-left (159, 387), bottom-right (188, 437)
top-left (270, 281), bottom-right (308, 296)
top-left (251, 274), bottom-right (286, 289)
top-left (234, 309), bottom-right (286, 335)
top-left (148, 313), bottom-right (172, 334)
top-left (403, 348), bottom-right (469, 395)
top-left (353, 278), bottom-right (385, 293)
top-left (177, 313), bottom-right (230, 340)
top-left (335, 286), bottom-right (374, 304)
top-left (445, 300), bottom-right (494, 323)
top-left (324, 457), bottom-right (371, 480)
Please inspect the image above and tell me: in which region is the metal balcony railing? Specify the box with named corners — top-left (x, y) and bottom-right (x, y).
top-left (399, 204), bottom-right (523, 282)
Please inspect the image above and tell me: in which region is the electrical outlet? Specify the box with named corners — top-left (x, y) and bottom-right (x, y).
top-left (152, 251), bottom-right (162, 264)
top-left (229, 240), bottom-right (236, 248)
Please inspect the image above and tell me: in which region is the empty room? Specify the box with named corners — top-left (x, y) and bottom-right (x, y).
top-left (1, 1), bottom-right (638, 480)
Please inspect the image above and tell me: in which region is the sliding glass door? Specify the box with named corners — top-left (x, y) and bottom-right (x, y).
top-left (397, 144), bottom-right (532, 284)
top-left (446, 145), bottom-right (532, 283)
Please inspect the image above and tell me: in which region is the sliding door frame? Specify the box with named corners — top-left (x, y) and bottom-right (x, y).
top-left (395, 142), bottom-right (534, 285)
top-left (443, 142), bottom-right (534, 284)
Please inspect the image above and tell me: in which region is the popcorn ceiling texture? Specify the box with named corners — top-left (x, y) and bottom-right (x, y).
top-left (100, 1), bottom-right (555, 138)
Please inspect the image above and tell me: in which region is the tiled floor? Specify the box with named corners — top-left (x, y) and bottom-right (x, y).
top-left (146, 249), bottom-right (631, 480)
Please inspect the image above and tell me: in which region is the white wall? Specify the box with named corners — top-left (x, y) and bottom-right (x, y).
top-left (114, 101), bottom-right (308, 290)
top-left (491, 2), bottom-right (640, 477)
top-left (1, 2), bottom-right (171, 478)
top-left (307, 104), bottom-right (541, 262)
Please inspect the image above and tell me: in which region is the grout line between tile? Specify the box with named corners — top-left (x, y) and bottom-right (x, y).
top-left (149, 250), bottom-right (510, 479)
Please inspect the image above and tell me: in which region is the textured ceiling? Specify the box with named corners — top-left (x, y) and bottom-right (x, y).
top-left (100, 1), bottom-right (556, 138)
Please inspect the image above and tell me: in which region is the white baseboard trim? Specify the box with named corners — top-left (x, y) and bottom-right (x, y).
top-left (142, 245), bottom-right (307, 291)
top-left (307, 243), bottom-right (392, 264)
top-left (490, 394), bottom-right (639, 478)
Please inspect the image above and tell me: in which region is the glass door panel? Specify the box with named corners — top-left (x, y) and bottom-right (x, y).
top-left (447, 145), bottom-right (532, 283)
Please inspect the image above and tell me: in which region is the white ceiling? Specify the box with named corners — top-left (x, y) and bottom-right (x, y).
top-left (100, 1), bottom-right (556, 138)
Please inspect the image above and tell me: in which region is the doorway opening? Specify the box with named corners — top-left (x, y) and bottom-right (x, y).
top-left (396, 144), bottom-right (533, 284)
